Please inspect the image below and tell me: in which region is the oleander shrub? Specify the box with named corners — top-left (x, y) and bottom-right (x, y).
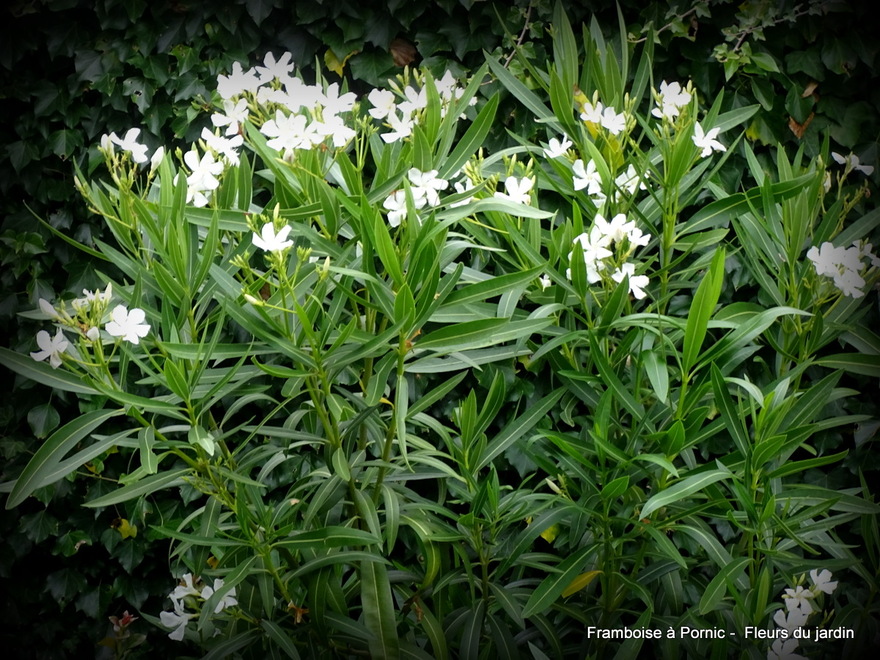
top-left (2, 2), bottom-right (880, 659)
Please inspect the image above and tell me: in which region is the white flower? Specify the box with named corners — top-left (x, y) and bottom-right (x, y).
top-left (627, 226), bottom-right (651, 247)
top-left (652, 80), bottom-right (691, 119)
top-left (368, 88), bottom-right (396, 120)
top-left (217, 61), bottom-right (261, 100)
top-left (539, 274), bottom-right (552, 289)
top-left (211, 98), bottom-right (249, 136)
top-left (783, 586), bottom-right (814, 613)
top-left (612, 262), bottom-right (650, 299)
top-left (312, 115), bottom-right (356, 148)
top-left (105, 305), bottom-right (150, 345)
top-left (110, 128), bottom-right (149, 164)
top-left (30, 328), bottom-right (69, 369)
top-left (599, 106), bottom-right (626, 135)
top-left (100, 133), bottom-right (116, 156)
top-left (833, 267), bottom-right (866, 298)
top-left (200, 579), bottom-right (238, 614)
top-left (570, 229), bottom-right (613, 283)
top-left (200, 127), bottom-right (243, 166)
top-left (832, 151), bottom-right (874, 175)
top-left (381, 108), bottom-right (415, 143)
top-left (768, 638), bottom-right (807, 660)
top-left (150, 146), bottom-right (165, 174)
top-left (252, 223), bottom-right (293, 252)
top-left (383, 190), bottom-right (408, 228)
top-left (580, 101), bottom-right (604, 124)
top-left (183, 148), bottom-right (224, 207)
top-left (159, 599), bottom-right (195, 642)
top-left (398, 85), bottom-right (427, 115)
top-left (615, 164), bottom-right (647, 197)
top-left (408, 168), bottom-right (448, 208)
top-left (543, 135), bottom-right (572, 159)
top-left (807, 242), bottom-right (846, 278)
top-left (450, 178), bottom-right (475, 207)
top-left (809, 569), bottom-right (838, 595)
top-left (494, 176), bottom-right (534, 205)
top-left (773, 607), bottom-right (809, 633)
top-left (170, 573), bottom-right (201, 604)
top-left (692, 122), bottom-right (726, 157)
top-left (320, 83), bottom-right (357, 117)
top-left (86, 327), bottom-right (100, 341)
top-left (594, 213), bottom-right (635, 245)
top-left (572, 159), bottom-right (603, 195)
top-left (38, 298), bottom-right (60, 319)
top-left (253, 51), bottom-right (295, 84)
top-left (261, 111), bottom-right (319, 157)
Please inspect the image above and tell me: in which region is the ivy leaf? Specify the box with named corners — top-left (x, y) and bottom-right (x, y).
top-left (27, 403), bottom-right (61, 439)
top-left (48, 129), bottom-right (83, 159)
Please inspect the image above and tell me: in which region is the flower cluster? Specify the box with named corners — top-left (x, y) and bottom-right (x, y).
top-left (30, 285), bottom-right (151, 369)
top-left (652, 80), bottom-right (692, 120)
top-left (579, 99), bottom-right (628, 136)
top-left (383, 168), bottom-right (450, 227)
top-left (368, 70), bottom-right (475, 144)
top-left (159, 573), bottom-right (237, 641)
top-left (807, 239), bottom-right (880, 298)
top-left (768, 569), bottom-right (838, 660)
top-left (567, 213), bottom-right (651, 298)
top-left (831, 151), bottom-right (874, 176)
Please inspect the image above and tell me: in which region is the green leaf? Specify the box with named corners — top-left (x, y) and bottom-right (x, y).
top-left (640, 468), bottom-right (732, 521)
top-left (682, 248), bottom-right (725, 375)
top-left (361, 560), bottom-right (400, 660)
top-left (0, 346), bottom-right (99, 395)
top-left (477, 388), bottom-right (564, 470)
top-left (84, 468), bottom-right (191, 508)
top-left (698, 557), bottom-right (752, 614)
top-left (273, 527), bottom-right (380, 549)
top-left (7, 409), bottom-right (124, 509)
top-left (710, 365), bottom-right (751, 459)
top-left (27, 403), bottom-right (61, 439)
top-left (814, 354), bottom-right (880, 377)
top-left (438, 93), bottom-right (499, 180)
top-left (521, 543), bottom-right (598, 618)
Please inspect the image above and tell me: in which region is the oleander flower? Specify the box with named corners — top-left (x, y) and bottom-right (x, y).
top-left (773, 607), bottom-right (809, 633)
top-left (831, 151), bottom-right (874, 175)
top-left (30, 328), bottom-right (69, 368)
top-left (217, 61), bottom-right (261, 100)
top-left (407, 168), bottom-right (448, 208)
top-left (200, 579), bottom-right (238, 614)
top-left (652, 80), bottom-right (691, 119)
top-left (767, 638), bottom-right (807, 660)
top-left (599, 106), bottom-right (626, 135)
top-left (368, 88), bottom-right (397, 120)
top-left (109, 128), bottom-right (149, 164)
top-left (783, 585), bottom-right (814, 613)
top-left (253, 51), bottom-right (295, 84)
top-left (383, 190), bottom-right (408, 228)
top-left (692, 122), bottom-right (726, 157)
top-left (252, 223), bottom-right (293, 252)
top-left (572, 159), bottom-right (603, 195)
top-left (611, 262), bottom-right (650, 299)
top-left (211, 98), bottom-right (250, 137)
top-left (543, 135), bottom-right (573, 159)
top-left (105, 305), bottom-right (151, 345)
top-left (159, 599), bottom-right (194, 642)
top-left (494, 176), bottom-right (534, 205)
top-left (809, 569), bottom-right (838, 595)
top-left (580, 101), bottom-right (603, 124)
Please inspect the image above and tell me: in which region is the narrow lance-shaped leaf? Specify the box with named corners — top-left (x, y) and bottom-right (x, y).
top-left (7, 409), bottom-right (124, 509)
top-left (682, 247), bottom-right (725, 376)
